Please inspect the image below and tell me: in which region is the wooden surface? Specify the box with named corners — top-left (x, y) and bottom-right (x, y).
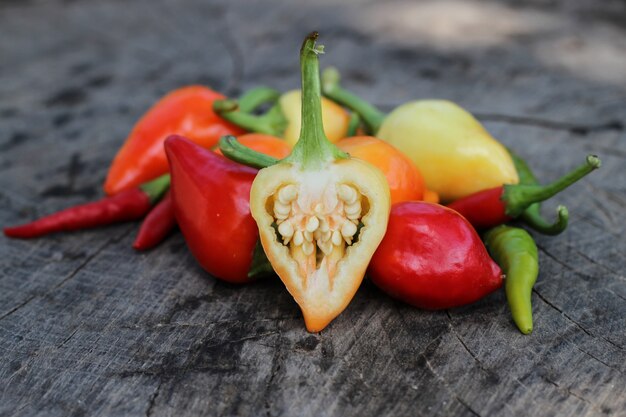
top-left (1, 1), bottom-right (625, 416)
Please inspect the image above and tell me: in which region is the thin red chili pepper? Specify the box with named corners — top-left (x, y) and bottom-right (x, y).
top-left (447, 155), bottom-right (600, 230)
top-left (4, 175), bottom-right (170, 239)
top-left (132, 191), bottom-right (176, 251)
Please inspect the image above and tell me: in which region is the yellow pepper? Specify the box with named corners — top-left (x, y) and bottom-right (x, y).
top-left (322, 68), bottom-right (519, 202)
top-left (249, 33), bottom-right (390, 332)
top-left (214, 87), bottom-right (350, 148)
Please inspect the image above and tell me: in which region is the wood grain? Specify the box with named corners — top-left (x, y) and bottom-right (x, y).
top-left (0, 0), bottom-right (624, 416)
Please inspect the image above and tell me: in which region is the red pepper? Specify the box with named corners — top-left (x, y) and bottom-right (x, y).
top-left (132, 191), bottom-right (176, 251)
top-left (104, 86), bottom-right (246, 195)
top-left (164, 135), bottom-right (272, 283)
top-left (368, 202), bottom-right (503, 309)
top-left (4, 175), bottom-right (170, 239)
top-left (447, 155), bottom-right (600, 230)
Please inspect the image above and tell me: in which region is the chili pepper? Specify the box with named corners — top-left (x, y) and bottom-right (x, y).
top-left (5, 175), bottom-right (170, 239)
top-left (164, 135), bottom-right (274, 283)
top-left (133, 191), bottom-right (176, 251)
top-left (213, 87), bottom-right (351, 147)
top-left (134, 134), bottom-right (291, 252)
top-left (369, 202), bottom-right (503, 309)
top-left (447, 155), bottom-right (600, 230)
top-left (483, 225), bottom-right (538, 334)
top-left (508, 150), bottom-right (569, 235)
top-left (321, 68), bottom-right (519, 201)
top-left (104, 85), bottom-right (277, 196)
top-left (248, 33), bottom-right (390, 332)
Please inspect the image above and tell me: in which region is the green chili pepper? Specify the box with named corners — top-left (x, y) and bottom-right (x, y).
top-left (507, 149), bottom-right (569, 235)
top-left (483, 225), bottom-right (539, 334)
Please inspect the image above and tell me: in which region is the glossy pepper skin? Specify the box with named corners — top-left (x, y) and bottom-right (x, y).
top-left (447, 155), bottom-right (601, 230)
top-left (4, 175), bottom-right (169, 239)
top-left (508, 150), bottom-right (568, 235)
top-left (249, 33), bottom-right (390, 332)
top-left (334, 136), bottom-right (426, 204)
top-left (321, 68), bottom-right (519, 201)
top-left (105, 86), bottom-right (245, 195)
top-left (133, 134), bottom-right (290, 252)
top-left (165, 135), bottom-right (270, 284)
top-left (133, 191), bottom-right (176, 251)
top-left (369, 202), bottom-right (503, 309)
top-left (484, 225), bottom-right (539, 334)
top-left (214, 90), bottom-right (351, 147)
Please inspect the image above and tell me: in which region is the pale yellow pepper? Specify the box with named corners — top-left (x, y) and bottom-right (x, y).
top-left (322, 68), bottom-right (519, 202)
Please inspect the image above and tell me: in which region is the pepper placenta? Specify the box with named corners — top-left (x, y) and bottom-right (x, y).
top-left (369, 202), bottom-right (503, 309)
top-left (447, 155), bottom-right (601, 230)
top-left (5, 175), bottom-right (170, 239)
top-left (321, 68), bottom-right (519, 201)
top-left (484, 225), bottom-right (538, 334)
top-left (248, 33), bottom-right (390, 332)
top-left (104, 86), bottom-right (248, 195)
top-left (508, 150), bottom-right (569, 235)
top-left (214, 89), bottom-right (351, 147)
top-left (133, 191), bottom-right (176, 251)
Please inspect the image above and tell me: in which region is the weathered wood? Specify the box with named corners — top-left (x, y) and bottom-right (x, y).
top-left (0, 0), bottom-right (624, 416)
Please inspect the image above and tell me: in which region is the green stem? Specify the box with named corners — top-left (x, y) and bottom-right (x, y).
top-left (237, 86), bottom-right (281, 113)
top-left (521, 205), bottom-right (569, 236)
top-left (139, 174), bottom-right (171, 204)
top-left (321, 67), bottom-right (386, 134)
top-left (284, 32), bottom-right (348, 170)
top-left (219, 136), bottom-right (278, 169)
top-left (503, 155), bottom-right (601, 217)
top-left (213, 99), bottom-right (282, 135)
top-left (507, 148), bottom-right (569, 235)
top-left (346, 112), bottom-right (361, 137)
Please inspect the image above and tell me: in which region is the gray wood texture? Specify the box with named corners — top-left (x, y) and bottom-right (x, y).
top-left (1, 0), bottom-right (624, 416)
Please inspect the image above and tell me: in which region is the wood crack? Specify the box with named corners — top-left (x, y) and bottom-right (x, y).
top-left (421, 354), bottom-right (481, 417)
top-left (473, 113), bottom-right (624, 135)
top-left (264, 320), bottom-right (283, 417)
top-left (533, 289), bottom-right (625, 351)
top-left (573, 345), bottom-right (624, 375)
top-left (543, 376), bottom-right (599, 411)
top-left (0, 226), bottom-right (132, 322)
top-left (145, 379), bottom-right (163, 417)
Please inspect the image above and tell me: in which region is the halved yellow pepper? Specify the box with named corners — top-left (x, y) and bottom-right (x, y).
top-left (250, 33), bottom-right (390, 332)
top-left (322, 69), bottom-right (519, 202)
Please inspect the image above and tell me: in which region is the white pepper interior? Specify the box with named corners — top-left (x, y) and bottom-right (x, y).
top-left (269, 182), bottom-right (368, 280)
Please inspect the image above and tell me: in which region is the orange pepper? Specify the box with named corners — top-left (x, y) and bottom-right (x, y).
top-left (335, 136), bottom-right (426, 204)
top-left (104, 86), bottom-right (245, 195)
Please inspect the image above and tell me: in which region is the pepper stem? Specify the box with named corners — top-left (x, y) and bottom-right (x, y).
top-left (503, 155), bottom-right (601, 217)
top-left (139, 174), bottom-right (171, 204)
top-left (237, 86), bottom-right (281, 113)
top-left (213, 99), bottom-right (286, 136)
top-left (219, 136), bottom-right (278, 169)
top-left (284, 32), bottom-right (348, 170)
top-left (521, 204), bottom-right (569, 236)
top-left (506, 148), bottom-right (569, 235)
top-left (321, 67), bottom-right (386, 134)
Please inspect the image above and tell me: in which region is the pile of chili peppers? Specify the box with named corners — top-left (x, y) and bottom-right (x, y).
top-left (4, 32), bottom-right (601, 335)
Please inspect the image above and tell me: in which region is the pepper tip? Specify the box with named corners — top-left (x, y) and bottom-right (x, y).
top-left (586, 154), bottom-right (601, 169)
